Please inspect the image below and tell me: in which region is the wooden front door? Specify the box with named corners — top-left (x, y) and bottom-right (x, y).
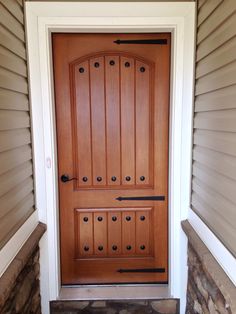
top-left (53, 33), bottom-right (170, 285)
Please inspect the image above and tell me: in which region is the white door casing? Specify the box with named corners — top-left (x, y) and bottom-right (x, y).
top-left (25, 3), bottom-right (195, 314)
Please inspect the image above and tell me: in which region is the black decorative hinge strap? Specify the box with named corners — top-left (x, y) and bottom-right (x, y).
top-left (116, 196), bottom-right (165, 201)
top-left (117, 268), bottom-right (165, 273)
top-left (114, 39), bottom-right (168, 45)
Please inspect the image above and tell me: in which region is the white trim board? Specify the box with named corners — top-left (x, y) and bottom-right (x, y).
top-left (0, 211), bottom-right (38, 277)
top-left (189, 209), bottom-right (236, 286)
top-left (25, 3), bottom-right (196, 314)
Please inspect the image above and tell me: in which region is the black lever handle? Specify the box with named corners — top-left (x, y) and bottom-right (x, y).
top-left (60, 174), bottom-right (77, 183)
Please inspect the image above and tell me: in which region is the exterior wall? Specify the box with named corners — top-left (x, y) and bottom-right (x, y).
top-left (0, 223), bottom-right (46, 314)
top-left (182, 221), bottom-right (236, 314)
top-left (0, 0), bottom-right (35, 249)
top-left (191, 0), bottom-right (236, 256)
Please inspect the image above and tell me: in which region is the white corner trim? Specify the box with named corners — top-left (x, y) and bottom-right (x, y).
top-left (189, 208), bottom-right (236, 286)
top-left (25, 2), bottom-right (195, 314)
top-left (0, 211), bottom-right (38, 277)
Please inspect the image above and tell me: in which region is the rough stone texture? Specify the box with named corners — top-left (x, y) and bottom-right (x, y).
top-left (182, 220), bottom-right (236, 314)
top-left (50, 299), bottom-right (180, 314)
top-left (0, 223), bottom-right (46, 314)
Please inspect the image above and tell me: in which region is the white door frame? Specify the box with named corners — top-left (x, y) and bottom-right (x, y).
top-left (25, 2), bottom-right (195, 314)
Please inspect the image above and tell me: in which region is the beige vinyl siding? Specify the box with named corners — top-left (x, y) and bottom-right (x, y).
top-left (0, 0), bottom-right (35, 248)
top-left (192, 0), bottom-right (236, 256)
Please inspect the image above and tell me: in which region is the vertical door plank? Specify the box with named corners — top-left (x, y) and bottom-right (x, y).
top-left (122, 211), bottom-right (135, 254)
top-left (74, 61), bottom-right (92, 186)
top-left (108, 211), bottom-right (122, 255)
top-left (94, 212), bottom-right (108, 255)
top-left (136, 61), bottom-right (151, 185)
top-left (78, 212), bottom-right (94, 256)
top-left (90, 57), bottom-right (107, 186)
top-left (105, 56), bottom-right (121, 186)
top-left (120, 57), bottom-right (135, 185)
top-left (136, 210), bottom-right (150, 255)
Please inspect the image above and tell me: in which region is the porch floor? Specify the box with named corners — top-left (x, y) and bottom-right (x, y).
top-left (50, 299), bottom-right (179, 314)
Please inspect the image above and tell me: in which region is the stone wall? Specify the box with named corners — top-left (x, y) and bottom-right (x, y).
top-left (182, 221), bottom-right (236, 314)
top-left (0, 223), bottom-right (46, 314)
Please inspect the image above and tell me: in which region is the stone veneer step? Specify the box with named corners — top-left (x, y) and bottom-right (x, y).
top-left (50, 299), bottom-right (179, 314)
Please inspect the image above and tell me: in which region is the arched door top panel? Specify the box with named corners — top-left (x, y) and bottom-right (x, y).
top-left (69, 52), bottom-right (154, 189)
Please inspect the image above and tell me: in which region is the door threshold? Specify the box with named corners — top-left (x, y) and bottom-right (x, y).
top-left (59, 285), bottom-right (171, 300)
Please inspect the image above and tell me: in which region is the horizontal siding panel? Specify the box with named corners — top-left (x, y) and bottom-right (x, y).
top-left (194, 109), bottom-right (236, 132)
top-left (192, 193), bottom-right (236, 256)
top-left (0, 67), bottom-right (28, 94)
top-left (0, 110), bottom-right (30, 131)
top-left (0, 88), bottom-right (29, 111)
top-left (194, 129), bottom-right (236, 156)
top-left (197, 0), bottom-right (236, 44)
top-left (16, 0), bottom-right (23, 6)
top-left (0, 145), bottom-right (32, 175)
top-left (195, 85), bottom-right (236, 112)
top-left (0, 161), bottom-right (33, 198)
top-left (0, 177), bottom-right (33, 219)
top-left (0, 3), bottom-right (25, 42)
top-left (193, 0), bottom-right (236, 258)
top-left (198, 0), bottom-right (223, 26)
top-left (0, 46), bottom-right (27, 77)
top-left (192, 178), bottom-right (236, 227)
top-left (195, 61), bottom-right (236, 95)
top-left (0, 128), bottom-right (31, 153)
top-left (0, 196), bottom-right (34, 249)
top-left (0, 25), bottom-right (26, 60)
top-left (0, 0), bottom-right (34, 248)
top-left (193, 146), bottom-right (236, 181)
top-left (198, 0), bottom-right (207, 10)
top-left (196, 37), bottom-right (236, 79)
top-left (0, 0), bottom-right (24, 25)
top-left (192, 162), bottom-right (236, 205)
top-left (197, 13), bottom-right (236, 61)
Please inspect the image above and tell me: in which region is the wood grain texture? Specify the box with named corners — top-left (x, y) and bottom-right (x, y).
top-left (105, 55), bottom-right (121, 186)
top-left (53, 33), bottom-right (170, 284)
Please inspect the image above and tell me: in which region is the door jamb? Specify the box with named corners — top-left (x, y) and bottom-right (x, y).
top-left (25, 3), bottom-right (196, 314)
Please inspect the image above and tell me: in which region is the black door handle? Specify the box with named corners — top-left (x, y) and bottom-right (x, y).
top-left (60, 174), bottom-right (77, 183)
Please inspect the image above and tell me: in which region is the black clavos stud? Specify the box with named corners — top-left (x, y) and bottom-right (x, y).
top-left (83, 217), bottom-right (88, 222)
top-left (140, 67), bottom-right (145, 72)
top-left (112, 245), bottom-right (118, 251)
top-left (125, 62), bottom-right (130, 67)
top-left (84, 246), bottom-right (89, 252)
top-left (126, 245), bottom-right (132, 250)
top-left (126, 216), bottom-right (131, 221)
top-left (140, 216), bottom-right (146, 221)
top-left (97, 216), bottom-right (103, 222)
top-left (79, 67), bottom-right (84, 73)
top-left (111, 176), bottom-right (117, 182)
top-left (97, 176), bottom-right (102, 182)
top-left (140, 176), bottom-right (145, 181)
top-left (82, 177), bottom-right (88, 182)
top-left (112, 216), bottom-right (117, 222)
top-left (140, 245), bottom-right (146, 250)
top-left (125, 176), bottom-right (131, 181)
top-left (94, 62), bottom-right (100, 68)
top-left (110, 60), bottom-right (115, 66)
top-left (98, 245), bottom-right (103, 251)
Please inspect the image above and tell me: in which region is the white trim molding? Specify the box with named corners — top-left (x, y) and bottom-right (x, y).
top-left (25, 3), bottom-right (195, 314)
top-left (0, 211), bottom-right (38, 277)
top-left (189, 209), bottom-right (236, 286)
